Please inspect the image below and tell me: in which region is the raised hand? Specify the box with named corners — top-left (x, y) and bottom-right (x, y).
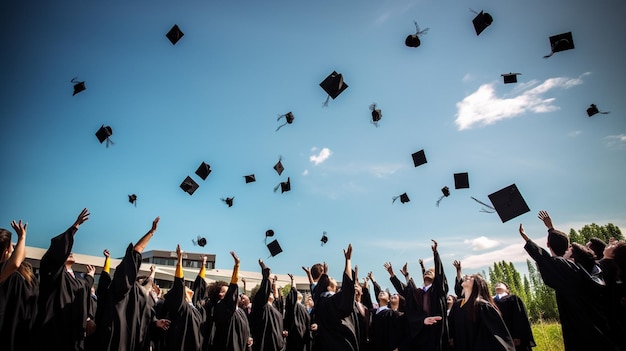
top-left (344, 244), bottom-right (353, 260)
top-left (176, 244), bottom-right (182, 258)
top-left (537, 210), bottom-right (553, 230)
top-left (519, 224), bottom-right (529, 242)
top-left (103, 249), bottom-right (110, 258)
top-left (431, 239), bottom-right (438, 252)
top-left (231, 251), bottom-right (240, 265)
top-left (150, 216), bottom-right (160, 233)
top-left (384, 262), bottom-right (394, 276)
top-left (10, 220), bottom-right (27, 238)
top-left (73, 208), bottom-right (90, 228)
top-left (400, 262), bottom-right (409, 277)
top-left (86, 264), bottom-right (96, 277)
top-left (452, 260), bottom-right (461, 271)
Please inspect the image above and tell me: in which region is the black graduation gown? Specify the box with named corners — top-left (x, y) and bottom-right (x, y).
top-left (598, 257), bottom-right (626, 349)
top-left (313, 272), bottom-right (360, 351)
top-left (106, 244), bottom-right (157, 351)
top-left (34, 226), bottom-right (94, 351)
top-left (494, 295), bottom-right (535, 351)
top-left (284, 286), bottom-right (312, 351)
top-left (90, 270), bottom-right (113, 351)
top-left (448, 299), bottom-right (514, 351)
top-left (0, 261), bottom-right (39, 351)
top-left (250, 265), bottom-right (285, 351)
top-left (207, 281), bottom-right (249, 351)
top-left (163, 276), bottom-right (206, 351)
top-left (390, 275), bottom-right (426, 351)
top-left (524, 240), bottom-right (619, 351)
top-left (421, 248), bottom-right (450, 351)
top-left (368, 307), bottom-right (401, 351)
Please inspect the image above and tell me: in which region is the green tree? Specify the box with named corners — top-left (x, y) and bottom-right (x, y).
top-left (526, 259), bottom-right (558, 321)
top-left (568, 223), bottom-right (624, 245)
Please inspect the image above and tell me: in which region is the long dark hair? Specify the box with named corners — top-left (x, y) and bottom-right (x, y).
top-left (466, 274), bottom-right (499, 321)
top-left (0, 228), bottom-right (36, 287)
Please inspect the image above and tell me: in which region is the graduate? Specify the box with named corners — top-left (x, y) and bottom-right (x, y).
top-left (162, 244), bottom-right (206, 351)
top-left (105, 216), bottom-right (170, 351)
top-left (447, 274), bottom-right (514, 351)
top-left (87, 249), bottom-right (113, 351)
top-left (33, 208), bottom-right (95, 351)
top-left (250, 258), bottom-right (285, 351)
top-left (0, 220), bottom-right (38, 351)
top-left (492, 283), bottom-right (535, 351)
top-left (284, 273), bottom-right (312, 351)
top-left (366, 271), bottom-right (402, 351)
top-left (205, 251), bottom-right (252, 351)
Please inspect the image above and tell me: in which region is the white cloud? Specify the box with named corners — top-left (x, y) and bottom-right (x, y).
top-left (463, 236), bottom-right (500, 251)
top-left (455, 72), bottom-right (590, 130)
top-left (302, 169), bottom-right (309, 176)
top-left (310, 147), bottom-right (332, 165)
top-left (457, 240), bottom-right (534, 269)
top-left (462, 73), bottom-right (473, 82)
top-left (605, 134), bottom-right (626, 149)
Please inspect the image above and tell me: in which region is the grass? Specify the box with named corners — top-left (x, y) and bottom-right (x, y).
top-left (531, 320), bottom-right (564, 351)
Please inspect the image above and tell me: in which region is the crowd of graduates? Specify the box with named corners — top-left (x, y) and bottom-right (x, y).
top-left (1, 208), bottom-right (626, 351)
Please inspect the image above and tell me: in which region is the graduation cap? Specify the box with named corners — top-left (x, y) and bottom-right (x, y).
top-left (192, 236), bottom-right (207, 247)
top-left (244, 174), bottom-right (256, 183)
top-left (320, 231), bottom-right (328, 245)
top-left (487, 183), bottom-right (530, 223)
top-left (71, 77), bottom-right (86, 96)
top-left (166, 24), bottom-right (184, 45)
top-left (95, 125), bottom-right (114, 147)
top-left (586, 104), bottom-right (610, 117)
top-left (221, 197), bottom-right (234, 207)
top-left (470, 9), bottom-right (493, 36)
top-left (501, 73), bottom-right (521, 84)
top-left (369, 103), bottom-right (382, 127)
top-left (195, 162), bottom-right (211, 180)
top-left (436, 186), bottom-right (450, 207)
top-left (412, 150), bottom-right (427, 167)
top-left (276, 112), bottom-right (295, 131)
top-left (274, 177), bottom-right (291, 193)
top-left (128, 194), bottom-right (137, 207)
top-left (405, 20), bottom-right (429, 48)
top-left (266, 239), bottom-right (283, 257)
top-left (273, 157), bottom-right (284, 176)
top-left (393, 192), bottom-right (410, 204)
top-left (320, 71), bottom-right (348, 106)
top-left (265, 229), bottom-right (275, 240)
top-left (180, 176), bottom-right (199, 195)
top-left (454, 172), bottom-right (470, 189)
top-left (543, 32), bottom-right (574, 58)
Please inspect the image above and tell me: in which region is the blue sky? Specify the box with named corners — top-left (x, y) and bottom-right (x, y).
top-left (1, 0), bottom-right (625, 291)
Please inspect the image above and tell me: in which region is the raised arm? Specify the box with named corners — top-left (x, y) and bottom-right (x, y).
top-left (134, 216), bottom-right (159, 254)
top-left (0, 220), bottom-right (28, 283)
top-left (102, 249), bottom-right (111, 273)
top-left (419, 258), bottom-right (426, 276)
top-left (400, 262), bottom-right (411, 282)
top-left (301, 266), bottom-right (313, 286)
top-left (230, 251), bottom-right (240, 284)
top-left (537, 210), bottom-right (554, 230)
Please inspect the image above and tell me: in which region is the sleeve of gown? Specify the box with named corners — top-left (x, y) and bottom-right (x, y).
top-left (362, 286), bottom-right (374, 310)
top-left (433, 249), bottom-right (449, 297)
top-left (192, 274), bottom-right (206, 306)
top-left (335, 272), bottom-right (355, 315)
top-left (163, 277), bottom-right (187, 317)
top-left (524, 240), bottom-right (577, 290)
top-left (476, 301), bottom-right (515, 351)
top-left (390, 275), bottom-right (406, 297)
top-left (39, 227), bottom-right (77, 284)
top-left (110, 244), bottom-right (140, 300)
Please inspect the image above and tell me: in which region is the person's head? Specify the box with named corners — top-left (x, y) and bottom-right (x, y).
top-left (586, 237), bottom-right (607, 260)
top-left (570, 242), bottom-right (597, 272)
top-left (423, 268), bottom-right (435, 285)
top-left (462, 274), bottom-right (491, 301)
top-left (310, 263), bottom-right (323, 282)
top-left (305, 294), bottom-right (314, 308)
top-left (239, 293), bottom-right (250, 308)
top-left (208, 280), bottom-right (229, 302)
top-left (377, 290), bottom-right (390, 306)
top-left (612, 242), bottom-right (626, 279)
top-left (0, 228), bottom-right (12, 261)
top-left (494, 282), bottom-right (509, 295)
top-left (218, 284), bottom-right (229, 300)
top-left (547, 229), bottom-right (570, 257)
top-left (446, 294), bottom-right (457, 309)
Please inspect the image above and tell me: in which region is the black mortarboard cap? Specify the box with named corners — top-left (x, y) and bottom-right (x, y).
top-left (221, 197), bottom-right (234, 207)
top-left (266, 239), bottom-right (283, 257)
top-left (195, 162), bottom-right (211, 180)
top-left (471, 10), bottom-right (493, 36)
top-left (166, 24), bottom-right (184, 45)
top-left (412, 150), bottom-right (427, 167)
top-left (244, 174), bottom-right (256, 183)
top-left (192, 236), bottom-right (207, 247)
top-left (586, 104), bottom-right (610, 117)
top-left (502, 73), bottom-right (521, 84)
top-left (405, 20), bottom-right (429, 48)
top-left (95, 125), bottom-right (114, 147)
top-left (274, 158), bottom-right (284, 176)
top-left (543, 32), bottom-right (574, 58)
top-left (71, 77), bottom-right (86, 96)
top-left (393, 192), bottom-right (410, 204)
top-left (320, 231), bottom-right (328, 245)
top-left (369, 103), bottom-right (382, 126)
top-left (487, 183), bottom-right (530, 223)
top-left (320, 71), bottom-right (348, 104)
top-left (274, 177), bottom-right (291, 193)
top-left (276, 112), bottom-right (295, 131)
top-left (454, 172), bottom-right (470, 189)
top-left (180, 176), bottom-right (199, 195)
top-left (436, 186), bottom-right (450, 207)
top-left (128, 194), bottom-right (137, 207)
top-left (265, 229), bottom-right (275, 238)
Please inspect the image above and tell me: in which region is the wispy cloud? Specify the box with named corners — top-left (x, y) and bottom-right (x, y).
top-left (310, 147), bottom-right (332, 165)
top-left (462, 73), bottom-right (474, 83)
top-left (457, 239), bottom-right (535, 270)
top-left (463, 236), bottom-right (500, 251)
top-left (605, 134), bottom-right (626, 149)
top-left (455, 72), bottom-right (590, 130)
top-left (568, 130), bottom-right (582, 137)
top-left (302, 169), bottom-right (309, 176)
